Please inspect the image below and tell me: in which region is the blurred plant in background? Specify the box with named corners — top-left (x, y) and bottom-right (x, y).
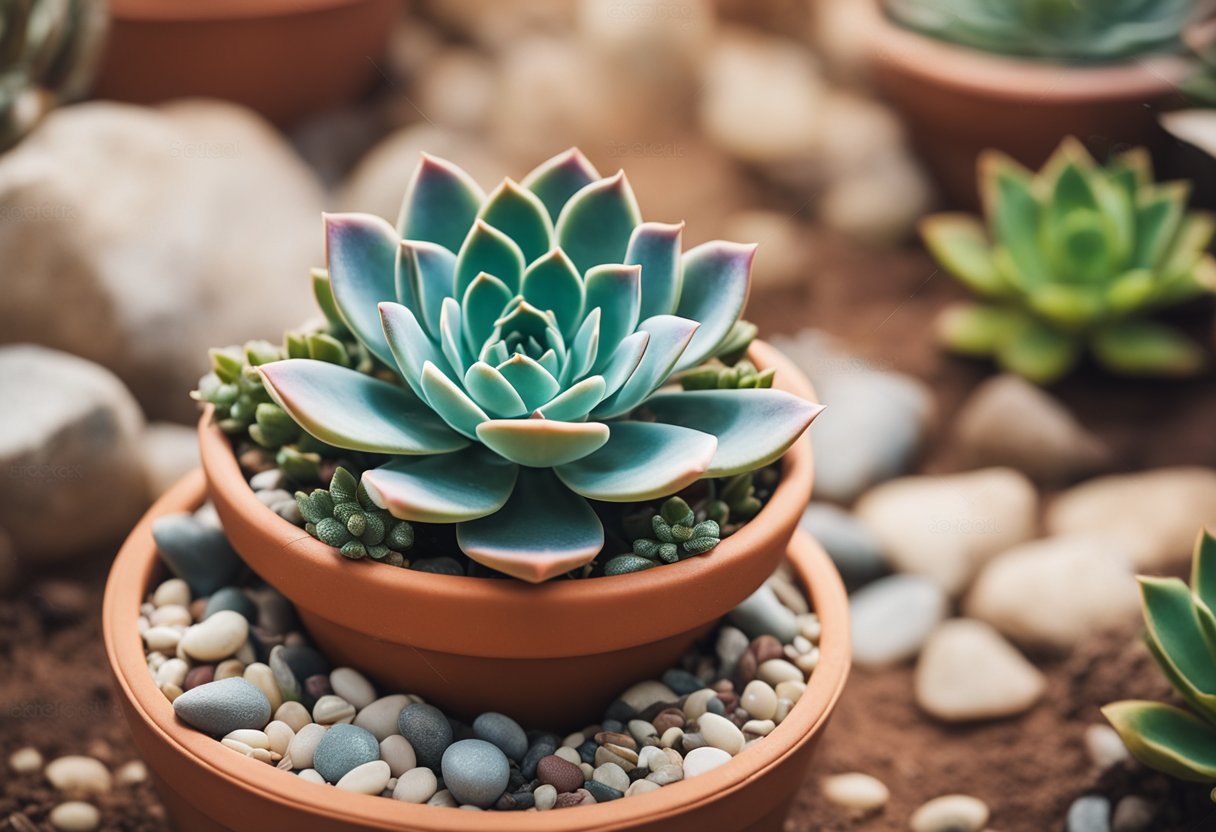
top-left (0, 0), bottom-right (106, 150)
top-left (924, 138), bottom-right (1216, 383)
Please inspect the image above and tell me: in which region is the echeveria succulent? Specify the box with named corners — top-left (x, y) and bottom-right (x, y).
top-left (258, 149), bottom-right (821, 582)
top-left (885, 0), bottom-right (1199, 63)
top-left (1104, 530), bottom-right (1216, 792)
top-left (924, 138), bottom-right (1216, 383)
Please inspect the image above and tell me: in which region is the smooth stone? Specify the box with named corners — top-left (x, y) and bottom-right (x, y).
top-left (683, 746), bottom-right (731, 778)
top-left (243, 663), bottom-right (283, 713)
top-left (114, 761), bottom-right (147, 786)
top-left (683, 689), bottom-right (717, 721)
top-left (951, 374), bottom-right (1108, 484)
top-left (585, 779), bottom-right (624, 803)
top-left (287, 724), bottom-right (327, 770)
top-left (728, 584), bottom-right (799, 644)
top-left (1068, 795), bottom-right (1112, 832)
top-left (855, 468), bottom-right (1038, 596)
top-left (661, 669), bottom-right (706, 696)
top-left (473, 712), bottom-right (528, 762)
top-left (151, 579), bottom-right (190, 608)
top-left (297, 769), bottom-right (325, 785)
top-left (313, 695), bottom-right (356, 726)
top-left (304, 675), bottom-right (332, 704)
top-left (354, 695), bottom-right (409, 741)
top-left (313, 724), bottom-right (380, 784)
top-left (619, 680), bottom-right (678, 713)
top-left (521, 738), bottom-right (557, 779)
top-left (179, 610), bottom-right (249, 662)
top-left (648, 764), bottom-right (684, 785)
top-left (214, 659), bottom-right (244, 682)
top-left (537, 754), bottom-right (584, 793)
top-left (441, 739), bottom-right (510, 809)
top-left (637, 746), bottom-right (668, 772)
top-left (757, 659), bottom-right (802, 686)
top-left (173, 678), bottom-right (271, 736)
top-left (626, 779), bottom-right (662, 797)
top-left (224, 729), bottom-right (269, 749)
top-left (278, 645), bottom-right (331, 683)
top-left (696, 712), bottom-right (744, 755)
top-left (44, 757), bottom-right (111, 794)
top-left (49, 801), bottom-right (100, 832)
top-left (398, 703), bottom-right (453, 771)
top-left (265, 721), bottom-right (294, 757)
top-left (850, 575), bottom-right (948, 667)
top-left (9, 747), bottom-right (43, 774)
top-left (821, 772), bottom-right (890, 811)
top-left (379, 734), bottom-right (417, 778)
top-left (715, 626), bottom-right (750, 677)
top-left (329, 668), bottom-right (376, 711)
top-left (0, 346), bottom-right (147, 564)
top-left (274, 701), bottom-right (311, 733)
top-left (800, 503), bottom-right (887, 590)
top-left (151, 514), bottom-right (243, 597)
top-left (1112, 796), bottom-right (1155, 832)
top-left (910, 794), bottom-right (990, 832)
top-left (268, 646), bottom-right (302, 705)
top-left (915, 620), bottom-right (1046, 722)
top-left (965, 535), bottom-right (1139, 652)
top-left (393, 766), bottom-right (438, 803)
top-left (1047, 467), bottom-right (1216, 569)
top-left (592, 762), bottom-right (630, 793)
top-left (336, 760), bottom-right (391, 795)
top-left (203, 587), bottom-right (257, 622)
top-left (534, 782), bottom-right (558, 810)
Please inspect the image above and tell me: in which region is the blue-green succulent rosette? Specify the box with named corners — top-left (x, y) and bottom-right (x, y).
top-left (259, 149), bottom-right (822, 583)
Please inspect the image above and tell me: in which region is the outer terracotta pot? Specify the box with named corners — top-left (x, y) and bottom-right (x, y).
top-left (200, 340), bottom-right (817, 728)
top-left (95, 0), bottom-right (399, 125)
top-left (863, 0), bottom-right (1190, 208)
top-left (104, 469), bottom-right (849, 832)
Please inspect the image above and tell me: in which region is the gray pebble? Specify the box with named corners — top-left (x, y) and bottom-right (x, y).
top-left (173, 678), bottom-right (271, 736)
top-left (151, 514), bottom-right (242, 596)
top-left (661, 669), bottom-right (705, 696)
top-left (268, 646), bottom-right (302, 703)
top-left (1112, 796), bottom-right (1154, 832)
top-left (313, 724), bottom-right (380, 784)
top-left (441, 739), bottom-right (510, 809)
top-left (473, 712), bottom-right (528, 762)
top-left (799, 503), bottom-right (887, 590)
top-left (728, 584), bottom-right (798, 643)
top-left (412, 557), bottom-right (464, 575)
top-left (585, 779), bottom-right (623, 802)
top-left (203, 587), bottom-right (257, 622)
top-left (1068, 795), bottom-right (1112, 832)
top-left (398, 703), bottom-right (453, 771)
top-left (278, 645), bottom-right (331, 682)
top-left (521, 738), bottom-right (557, 779)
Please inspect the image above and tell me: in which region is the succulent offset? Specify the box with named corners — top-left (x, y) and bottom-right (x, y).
top-left (923, 138), bottom-right (1216, 383)
top-left (885, 0), bottom-right (1199, 63)
top-left (1104, 530), bottom-right (1216, 792)
top-left (257, 148), bottom-right (821, 582)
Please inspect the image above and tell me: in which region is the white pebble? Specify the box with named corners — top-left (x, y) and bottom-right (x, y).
top-left (221, 739), bottom-right (255, 757)
top-left (1085, 724), bottom-right (1131, 771)
top-left (336, 760), bottom-right (391, 794)
top-left (330, 668), bottom-right (376, 710)
top-left (626, 779), bottom-right (662, 797)
top-left (379, 735), bottom-right (416, 777)
top-left (49, 801), bottom-right (100, 832)
top-left (697, 712), bottom-right (744, 755)
top-left (265, 721), bottom-right (295, 757)
top-left (797, 613), bottom-right (822, 642)
top-left (155, 658), bottom-right (189, 689)
top-left (152, 579), bottom-right (190, 608)
top-left (393, 767), bottom-right (438, 803)
top-left (741, 680), bottom-right (778, 721)
top-left (45, 757), bottom-right (112, 794)
top-left (179, 610), bottom-right (249, 662)
top-left (224, 729), bottom-right (269, 749)
top-left (534, 783), bottom-right (557, 811)
top-left (214, 659), bottom-right (244, 681)
top-left (910, 794), bottom-right (990, 832)
top-left (313, 695), bottom-right (356, 725)
top-left (758, 659), bottom-right (803, 686)
top-left (274, 701), bottom-right (311, 733)
top-left (637, 746), bottom-right (667, 771)
top-left (243, 663), bottom-right (283, 713)
top-left (742, 719), bottom-right (775, 736)
top-left (287, 724), bottom-right (327, 770)
top-left (660, 727), bottom-right (684, 748)
top-left (555, 746), bottom-right (581, 765)
top-left (9, 746), bottom-right (43, 774)
top-left (821, 772), bottom-right (890, 811)
top-left (298, 769), bottom-right (326, 785)
top-left (775, 680), bottom-right (806, 703)
top-left (150, 605), bottom-right (192, 628)
top-left (683, 746), bottom-right (732, 778)
top-left (114, 761), bottom-right (147, 786)
top-left (353, 695), bottom-right (409, 741)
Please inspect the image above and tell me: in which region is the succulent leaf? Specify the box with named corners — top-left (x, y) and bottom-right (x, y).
top-left (399, 240), bottom-right (457, 338)
top-left (325, 213), bottom-right (400, 366)
top-left (362, 446), bottom-right (519, 523)
top-left (476, 418), bottom-right (609, 468)
top-left (555, 171), bottom-right (641, 275)
top-left (521, 248), bottom-right (585, 339)
top-left (555, 422), bottom-right (717, 502)
top-left (1140, 576), bottom-right (1216, 723)
top-left (593, 315), bottom-right (699, 419)
top-left (583, 264), bottom-right (643, 367)
top-left (1191, 530), bottom-right (1216, 614)
top-left (455, 219), bottom-right (526, 299)
top-left (627, 221), bottom-right (685, 320)
top-left (478, 178), bottom-right (554, 265)
top-left (995, 320), bottom-right (1081, 384)
top-left (673, 241), bottom-right (756, 371)
top-left (1090, 322), bottom-right (1205, 377)
top-left (1104, 701), bottom-right (1216, 782)
top-left (397, 152), bottom-right (485, 252)
top-left (920, 214), bottom-right (1003, 297)
top-left (520, 147), bottom-right (601, 223)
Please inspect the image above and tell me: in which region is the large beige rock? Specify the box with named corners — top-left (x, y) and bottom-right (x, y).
top-left (965, 535), bottom-right (1139, 652)
top-left (915, 619), bottom-right (1046, 723)
top-left (411, 49), bottom-right (497, 134)
top-left (0, 101), bottom-right (323, 421)
top-left (1046, 467), bottom-right (1216, 569)
top-left (0, 345), bottom-right (148, 562)
top-left (855, 468), bottom-right (1039, 596)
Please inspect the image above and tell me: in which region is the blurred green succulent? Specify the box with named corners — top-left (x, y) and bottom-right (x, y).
top-left (885, 0), bottom-right (1201, 63)
top-left (678, 358), bottom-right (774, 391)
top-left (1104, 529), bottom-right (1216, 794)
top-left (923, 138), bottom-right (1216, 383)
top-left (295, 467), bottom-right (414, 565)
top-left (258, 148), bottom-right (821, 582)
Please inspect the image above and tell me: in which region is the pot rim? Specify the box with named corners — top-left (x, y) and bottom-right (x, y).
top-left (110, 0), bottom-right (386, 23)
top-left (864, 0), bottom-right (1191, 103)
top-left (199, 339), bottom-right (818, 658)
top-left (103, 472), bottom-right (850, 831)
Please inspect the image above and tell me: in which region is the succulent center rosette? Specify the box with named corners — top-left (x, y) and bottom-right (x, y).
top-left (258, 149), bottom-right (821, 582)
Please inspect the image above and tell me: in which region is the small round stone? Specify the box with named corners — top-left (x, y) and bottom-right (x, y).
top-left (242, 663), bottom-right (283, 713)
top-left (536, 754), bottom-right (584, 793)
top-left (910, 794), bottom-right (990, 832)
top-left (49, 801), bottom-right (100, 832)
top-left (287, 724), bottom-right (327, 770)
top-left (45, 757), bottom-right (112, 794)
top-left (593, 762), bottom-right (630, 793)
top-left (757, 658), bottom-right (803, 686)
top-left (697, 712), bottom-right (745, 755)
top-left (354, 694), bottom-right (409, 741)
top-left (473, 712), bottom-right (528, 762)
top-left (314, 724), bottom-right (380, 784)
top-left (265, 721), bottom-right (294, 757)
top-left (393, 766), bottom-right (438, 803)
top-left (152, 579), bottom-right (190, 608)
top-left (313, 695), bottom-right (356, 726)
top-left (298, 769), bottom-right (326, 785)
top-left (627, 779), bottom-right (662, 797)
top-left (1112, 795), bottom-right (1155, 832)
top-left (203, 587), bottom-right (257, 622)
top-left (379, 734), bottom-right (417, 777)
top-left (9, 747), bottom-right (43, 774)
top-left (534, 783), bottom-right (558, 811)
top-left (441, 739), bottom-right (511, 809)
top-left (1067, 795), bottom-right (1112, 832)
top-left (274, 701), bottom-right (311, 733)
top-left (397, 703), bottom-right (453, 771)
top-left (742, 719), bottom-right (775, 736)
top-left (173, 678), bottom-right (271, 736)
top-left (647, 764), bottom-right (684, 785)
top-left (585, 779), bottom-right (624, 803)
top-left (330, 668), bottom-right (376, 711)
top-left (336, 759), bottom-right (391, 794)
top-left (683, 688), bottom-right (717, 721)
top-left (114, 761), bottom-right (147, 786)
top-left (683, 746), bottom-right (731, 778)
top-left (179, 610), bottom-right (249, 662)
top-left (821, 772), bottom-right (890, 812)
top-left (740, 680), bottom-right (778, 721)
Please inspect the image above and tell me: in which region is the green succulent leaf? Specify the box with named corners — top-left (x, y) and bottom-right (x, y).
top-left (1090, 322), bottom-right (1205, 377)
top-left (1134, 183), bottom-right (1189, 271)
top-left (1140, 576), bottom-right (1216, 723)
top-left (363, 446), bottom-right (519, 523)
top-left (379, 301), bottom-right (453, 398)
top-left (980, 152), bottom-right (1050, 286)
top-left (555, 171), bottom-right (641, 275)
top-left (596, 331), bottom-right (649, 399)
top-left (1191, 529), bottom-right (1216, 613)
top-left (478, 178), bottom-right (554, 266)
top-left (454, 219), bottom-right (526, 299)
top-left (521, 148), bottom-right (601, 223)
top-left (476, 418), bottom-right (609, 468)
top-left (521, 248), bottom-right (585, 339)
top-left (496, 354), bottom-right (561, 412)
top-left (463, 361), bottom-right (529, 419)
top-left (399, 240), bottom-right (457, 339)
top-left (584, 264), bottom-right (642, 368)
top-left (1103, 701), bottom-right (1216, 782)
top-left (420, 361), bottom-right (490, 439)
top-left (593, 315), bottom-right (699, 419)
top-left (919, 214), bottom-right (1002, 297)
top-left (995, 319), bottom-right (1081, 384)
top-left (536, 376), bottom-right (607, 422)
top-left (936, 302), bottom-right (1024, 357)
top-left (604, 555), bottom-right (660, 576)
top-left (555, 422), bottom-right (717, 502)
top-left (397, 152), bottom-right (485, 253)
top-left (461, 272), bottom-right (516, 358)
top-left (674, 241), bottom-right (756, 371)
top-left (627, 221), bottom-right (685, 320)
top-left (325, 213), bottom-right (400, 366)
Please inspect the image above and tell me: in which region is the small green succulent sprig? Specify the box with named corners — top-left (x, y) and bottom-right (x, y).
top-left (678, 359), bottom-right (775, 391)
top-left (295, 467), bottom-right (415, 565)
top-left (705, 472), bottom-right (763, 527)
top-left (605, 497), bottom-right (721, 575)
top-left (1105, 529), bottom-right (1216, 796)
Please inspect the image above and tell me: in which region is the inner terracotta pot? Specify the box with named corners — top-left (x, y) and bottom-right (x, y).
top-left (862, 0), bottom-right (1190, 208)
top-left (200, 340), bottom-right (816, 728)
top-left (104, 470), bottom-right (849, 832)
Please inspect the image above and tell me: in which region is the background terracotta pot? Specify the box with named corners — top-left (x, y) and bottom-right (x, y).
top-left (104, 469), bottom-right (849, 832)
top-left (201, 340), bottom-right (817, 728)
top-left (95, 0), bottom-right (399, 125)
top-left (862, 0), bottom-right (1191, 208)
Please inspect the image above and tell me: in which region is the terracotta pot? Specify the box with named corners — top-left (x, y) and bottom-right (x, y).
top-left (95, 0), bottom-right (399, 125)
top-left (863, 0), bottom-right (1190, 208)
top-left (200, 340), bottom-right (817, 728)
top-left (104, 469), bottom-right (849, 832)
